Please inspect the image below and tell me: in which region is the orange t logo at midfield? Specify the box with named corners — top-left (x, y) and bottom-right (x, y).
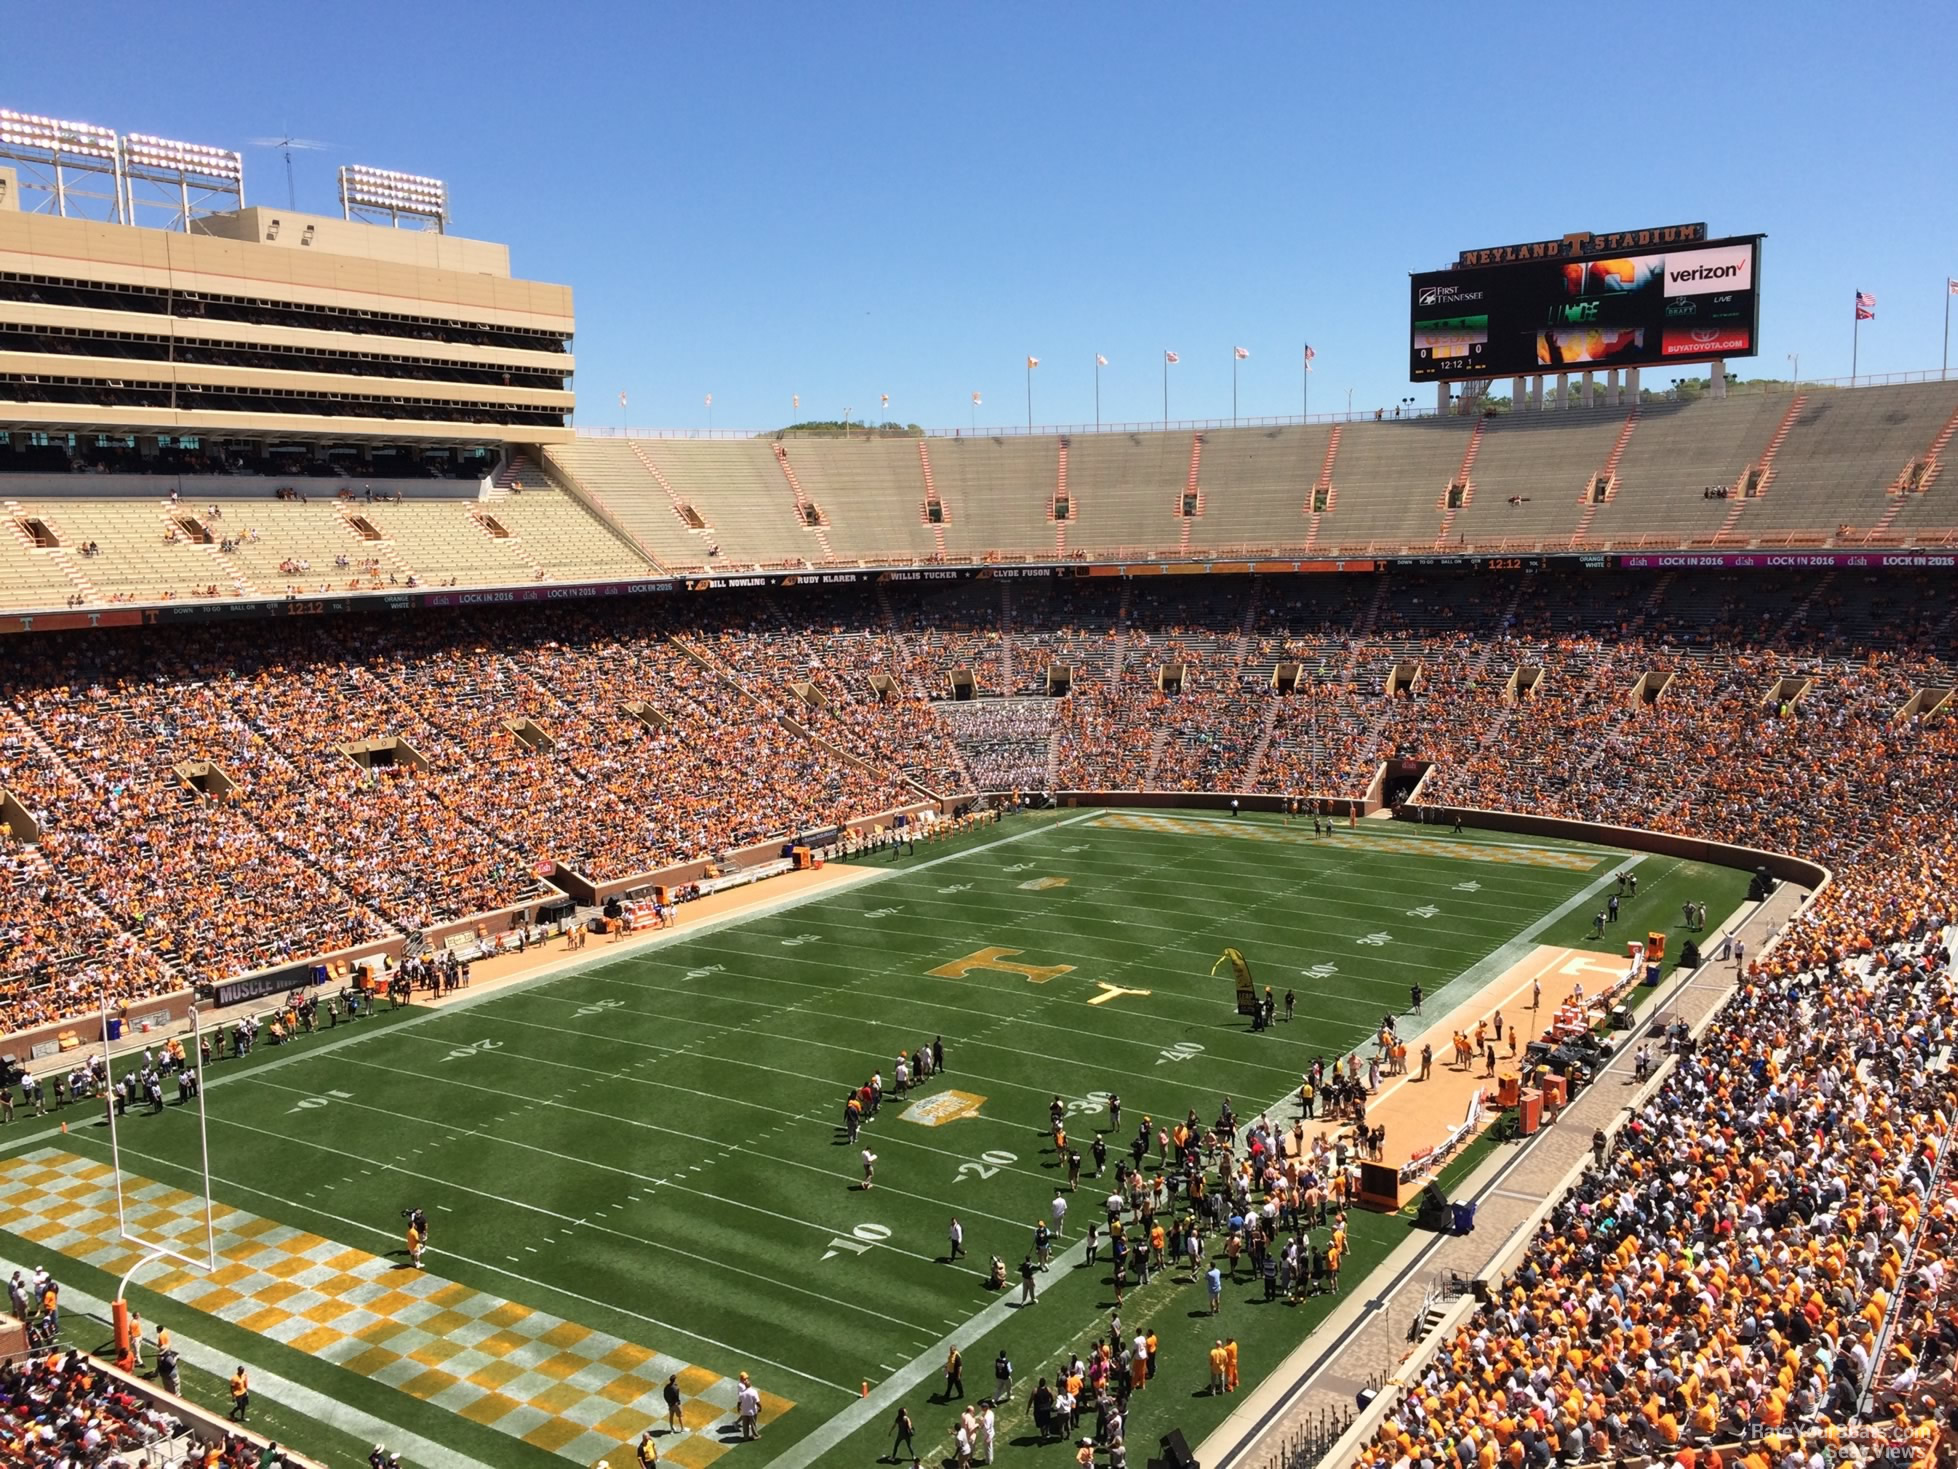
top-left (927, 947), bottom-right (1076, 985)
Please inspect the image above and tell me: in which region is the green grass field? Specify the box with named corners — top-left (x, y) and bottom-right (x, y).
top-left (0, 810), bottom-right (1748, 1469)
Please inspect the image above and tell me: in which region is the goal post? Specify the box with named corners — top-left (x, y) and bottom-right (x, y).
top-left (99, 990), bottom-right (217, 1366)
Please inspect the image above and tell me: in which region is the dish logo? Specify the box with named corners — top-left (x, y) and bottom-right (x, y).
top-left (1663, 245), bottom-right (1753, 297)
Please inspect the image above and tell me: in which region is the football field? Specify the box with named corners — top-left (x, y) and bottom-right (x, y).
top-left (0, 809), bottom-right (1748, 1468)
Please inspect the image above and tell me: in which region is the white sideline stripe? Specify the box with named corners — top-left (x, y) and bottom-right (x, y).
top-left (67, 1130), bottom-right (853, 1395)
top-left (776, 851), bottom-right (1656, 1465)
top-left (0, 813), bottom-right (1092, 1157)
top-left (769, 1234), bottom-right (1092, 1469)
top-left (0, 1251), bottom-right (482, 1469)
top-left (1409, 855), bottom-right (1647, 1021)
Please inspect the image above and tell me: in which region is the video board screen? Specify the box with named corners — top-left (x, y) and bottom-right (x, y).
top-left (1409, 236), bottom-right (1760, 381)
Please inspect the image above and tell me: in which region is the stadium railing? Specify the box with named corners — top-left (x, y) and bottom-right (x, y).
top-left (1211, 814), bottom-right (1830, 1469)
top-left (573, 371), bottom-right (1958, 444)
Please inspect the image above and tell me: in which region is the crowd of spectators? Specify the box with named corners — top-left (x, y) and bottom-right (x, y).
top-left (688, 589), bottom-right (973, 795)
top-left (1358, 922), bottom-right (1956, 1468)
top-left (0, 566), bottom-right (1950, 1023)
top-left (0, 1347), bottom-right (184, 1466)
top-left (0, 565), bottom-right (1953, 1455)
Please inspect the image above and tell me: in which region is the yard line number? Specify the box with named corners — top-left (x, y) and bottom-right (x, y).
top-left (822, 1222), bottom-right (893, 1261)
top-left (438, 1039), bottom-right (504, 1063)
top-left (954, 1149), bottom-right (1020, 1183)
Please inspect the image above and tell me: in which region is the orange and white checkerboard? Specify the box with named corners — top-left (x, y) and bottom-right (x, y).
top-left (1094, 811), bottom-right (1603, 869)
top-left (0, 1150), bottom-right (791, 1466)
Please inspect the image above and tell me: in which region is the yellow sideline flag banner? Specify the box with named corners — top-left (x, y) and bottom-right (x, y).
top-left (1210, 947), bottom-right (1261, 1016)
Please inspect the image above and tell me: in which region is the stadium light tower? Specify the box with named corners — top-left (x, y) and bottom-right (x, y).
top-left (120, 133), bottom-right (245, 231)
top-left (339, 163), bottom-right (449, 232)
top-left (0, 109), bottom-right (123, 221)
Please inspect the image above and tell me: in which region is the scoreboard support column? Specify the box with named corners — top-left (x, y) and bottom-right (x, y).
top-left (1626, 367), bottom-right (1640, 402)
top-left (1709, 360), bottom-right (1727, 400)
top-left (1512, 376), bottom-right (1528, 413)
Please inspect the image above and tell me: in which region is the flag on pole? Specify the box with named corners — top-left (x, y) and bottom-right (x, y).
top-left (618, 390), bottom-right (627, 408)
top-left (972, 391), bottom-right (982, 406)
top-left (1026, 356), bottom-right (1040, 369)
top-left (1304, 344), bottom-right (1317, 361)
top-left (705, 393), bottom-right (713, 407)
top-left (1096, 354), bottom-right (1108, 367)
top-left (1856, 291), bottom-right (1876, 320)
top-left (1948, 279), bottom-right (1958, 295)
top-left (1164, 350), bottom-right (1180, 364)
top-left (793, 394), bottom-right (800, 411)
top-left (881, 394), bottom-right (889, 408)
top-left (1233, 346), bottom-right (1250, 360)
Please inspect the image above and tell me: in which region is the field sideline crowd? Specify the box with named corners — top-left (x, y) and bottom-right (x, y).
top-left (0, 568), bottom-right (1953, 1463)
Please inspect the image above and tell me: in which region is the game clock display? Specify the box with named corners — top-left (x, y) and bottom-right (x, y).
top-left (1410, 236), bottom-right (1760, 381)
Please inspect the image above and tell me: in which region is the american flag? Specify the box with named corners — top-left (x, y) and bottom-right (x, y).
top-left (1304, 344), bottom-right (1317, 360)
top-left (1948, 279), bottom-right (1958, 296)
top-left (1026, 356), bottom-right (1039, 370)
top-left (1095, 354), bottom-right (1108, 367)
top-left (1164, 350), bottom-right (1180, 364)
top-left (972, 391), bottom-right (981, 405)
top-left (618, 390), bottom-right (627, 408)
top-left (1855, 290), bottom-right (1876, 320)
top-left (1233, 346), bottom-right (1250, 360)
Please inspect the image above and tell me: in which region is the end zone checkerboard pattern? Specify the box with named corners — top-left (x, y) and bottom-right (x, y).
top-left (0, 1151), bottom-right (789, 1465)
top-left (0, 813), bottom-right (1748, 1468)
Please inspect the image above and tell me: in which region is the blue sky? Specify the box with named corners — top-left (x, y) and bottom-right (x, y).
top-left (13, 2), bottom-right (1958, 431)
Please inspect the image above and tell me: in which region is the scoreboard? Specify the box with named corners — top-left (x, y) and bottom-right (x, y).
top-left (1410, 235), bottom-right (1761, 382)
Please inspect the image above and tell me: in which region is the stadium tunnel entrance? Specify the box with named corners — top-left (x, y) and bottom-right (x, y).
top-left (1381, 755), bottom-right (1436, 808)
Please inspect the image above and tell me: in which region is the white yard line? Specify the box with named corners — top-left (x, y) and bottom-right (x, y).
top-left (0, 1251), bottom-right (487, 1469)
top-left (774, 851), bottom-right (1655, 1464)
top-left (58, 1130), bottom-right (854, 1396)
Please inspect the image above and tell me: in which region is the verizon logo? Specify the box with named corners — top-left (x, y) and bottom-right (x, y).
top-left (1668, 262), bottom-right (1742, 285)
top-left (1663, 245), bottom-right (1753, 297)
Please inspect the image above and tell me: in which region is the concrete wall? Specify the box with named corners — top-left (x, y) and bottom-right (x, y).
top-left (0, 988), bottom-right (195, 1061)
top-left (554, 799), bottom-right (945, 905)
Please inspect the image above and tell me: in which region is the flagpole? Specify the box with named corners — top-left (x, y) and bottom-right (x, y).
top-left (1163, 356), bottom-right (1169, 428)
top-left (1094, 357), bottom-right (1101, 431)
top-left (1026, 361), bottom-right (1032, 433)
top-left (1302, 344), bottom-right (1308, 423)
top-left (1852, 310), bottom-right (1859, 387)
top-left (1944, 282), bottom-right (1951, 381)
top-left (1232, 352), bottom-right (1238, 427)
